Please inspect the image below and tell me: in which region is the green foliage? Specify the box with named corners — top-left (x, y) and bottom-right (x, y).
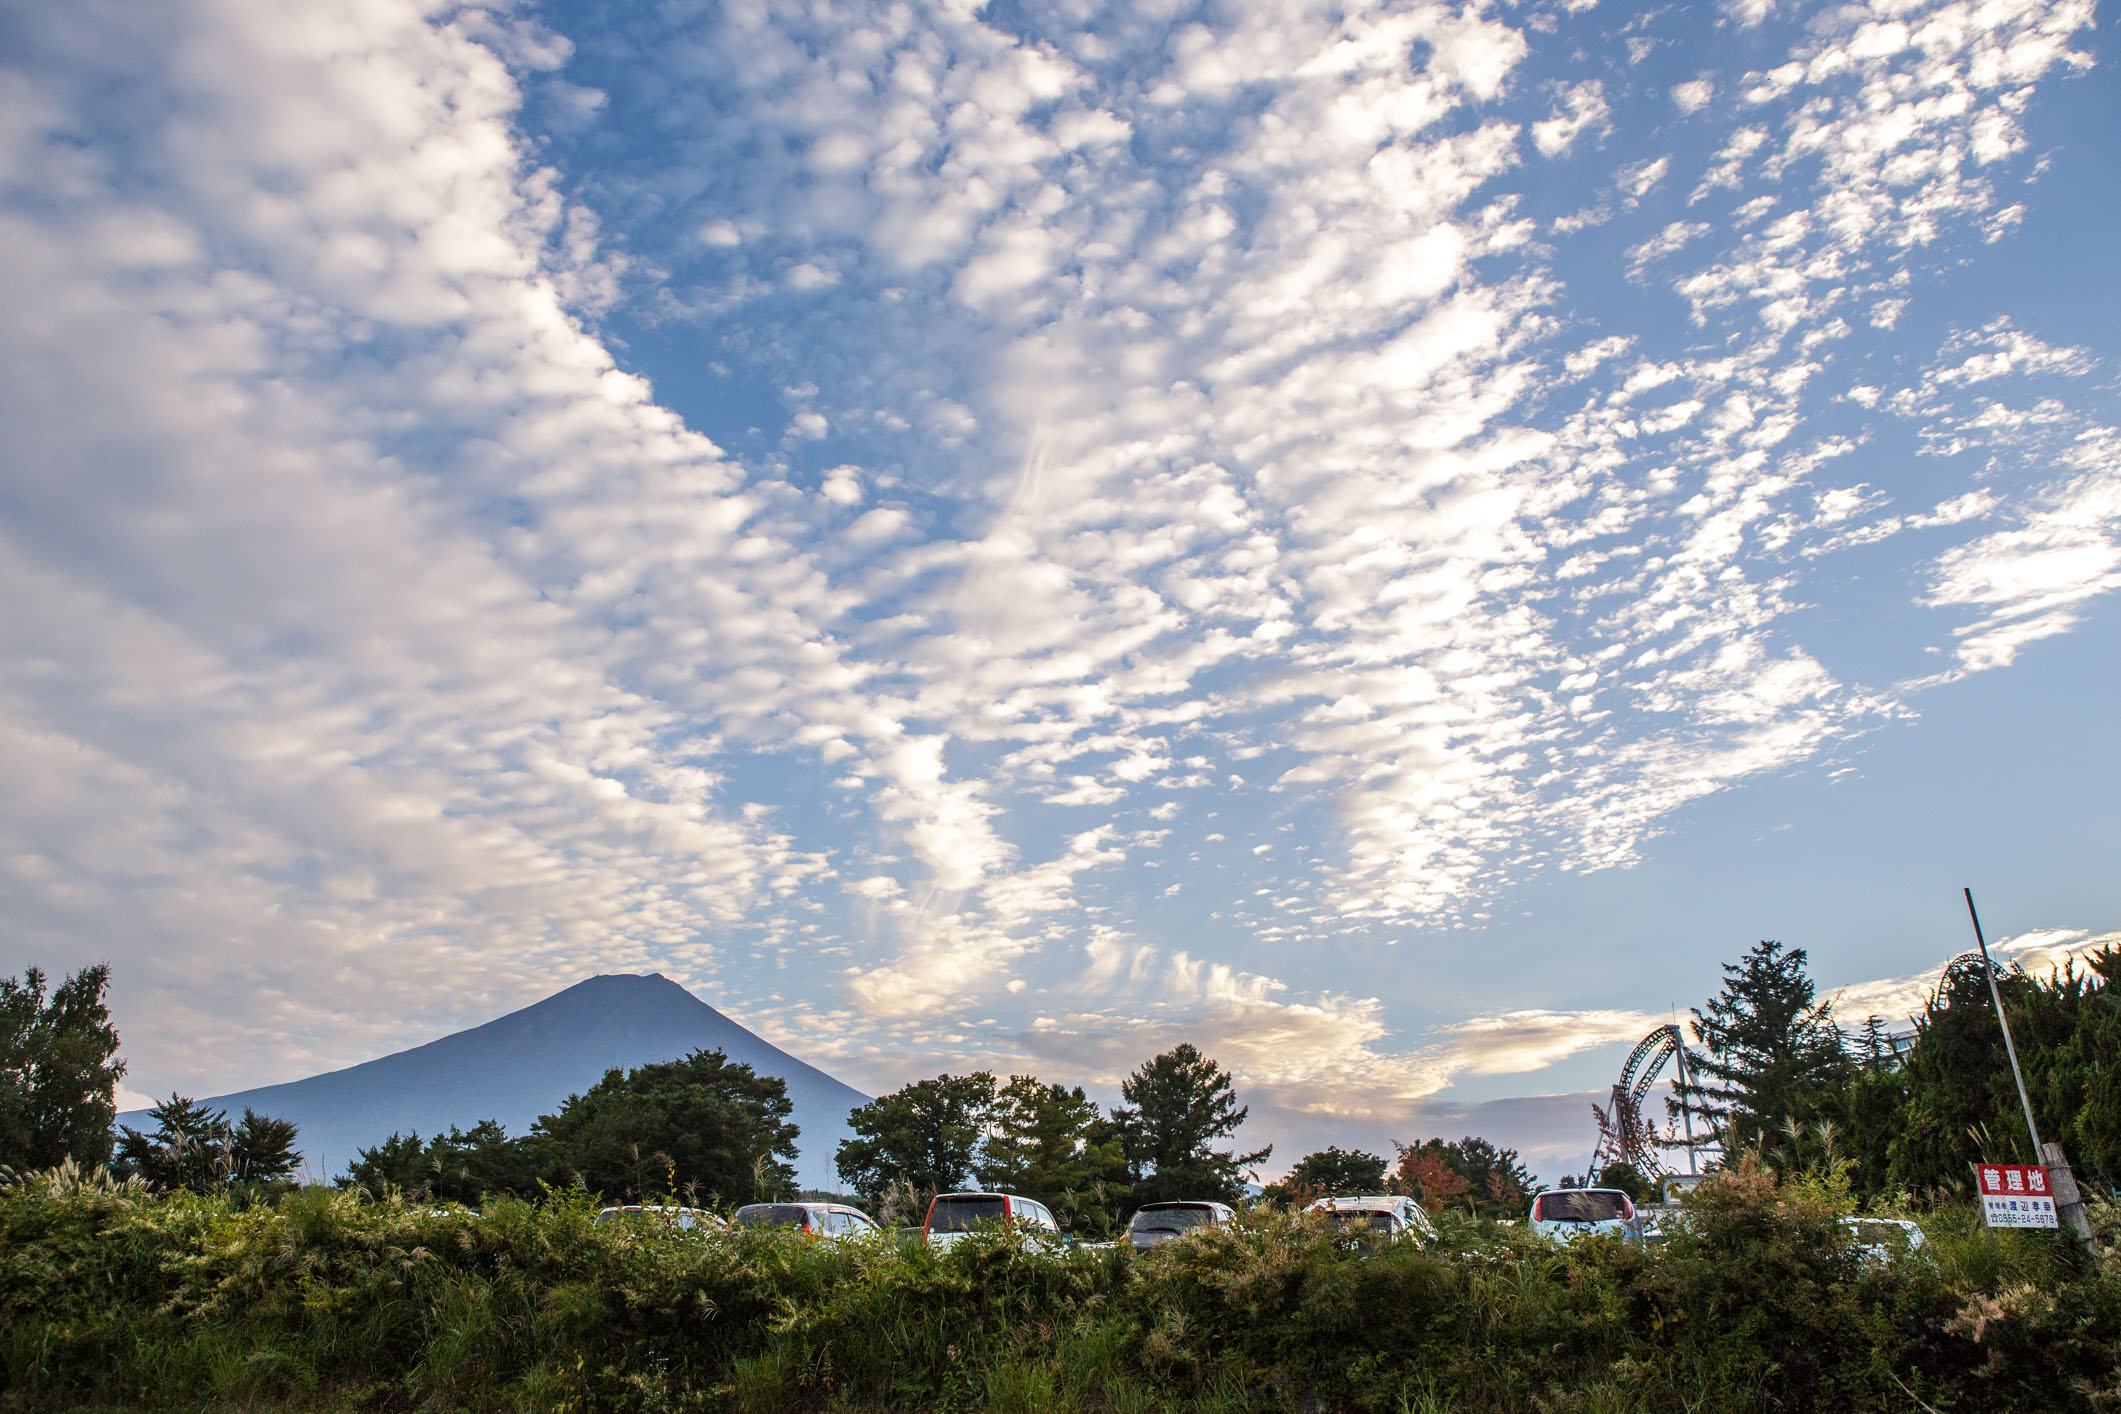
top-left (527, 1048), bottom-right (797, 1205)
top-left (113, 1094), bottom-right (302, 1193)
top-left (1393, 1135), bottom-right (1537, 1217)
top-left (835, 1070), bottom-right (997, 1204)
top-left (1594, 1161), bottom-right (1652, 1203)
top-left (1115, 1044), bottom-right (1270, 1205)
top-left (0, 962), bottom-right (125, 1171)
top-left (1262, 1145), bottom-right (1388, 1205)
top-left (1674, 938), bottom-right (1852, 1156)
top-left (3, 1162), bottom-right (2120, 1412)
top-left (341, 1119), bottom-right (535, 1204)
top-left (1805, 945), bottom-right (2121, 1202)
top-left (974, 1075), bottom-right (1131, 1235)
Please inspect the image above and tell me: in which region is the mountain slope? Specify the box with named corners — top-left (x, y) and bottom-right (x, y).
top-left (116, 974), bottom-right (868, 1188)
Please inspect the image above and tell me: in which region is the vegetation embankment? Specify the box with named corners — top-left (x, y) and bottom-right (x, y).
top-left (4, 1161), bottom-right (2119, 1413)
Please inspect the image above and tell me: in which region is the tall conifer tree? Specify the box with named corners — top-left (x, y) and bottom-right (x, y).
top-left (1671, 939), bottom-right (1850, 1158)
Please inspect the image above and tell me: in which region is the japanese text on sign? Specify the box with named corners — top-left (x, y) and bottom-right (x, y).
top-left (1974, 1164), bottom-right (2058, 1229)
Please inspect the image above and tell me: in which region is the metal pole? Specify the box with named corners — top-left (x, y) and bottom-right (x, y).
top-left (1963, 887), bottom-right (2043, 1160)
top-left (1674, 1045), bottom-right (1698, 1175)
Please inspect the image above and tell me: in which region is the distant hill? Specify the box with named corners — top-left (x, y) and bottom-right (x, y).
top-left (115, 974), bottom-right (869, 1189)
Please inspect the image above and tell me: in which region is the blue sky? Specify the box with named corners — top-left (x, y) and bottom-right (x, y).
top-left (3, 0), bottom-right (2117, 1177)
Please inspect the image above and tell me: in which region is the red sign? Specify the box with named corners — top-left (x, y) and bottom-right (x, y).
top-left (1974, 1164), bottom-right (2058, 1228)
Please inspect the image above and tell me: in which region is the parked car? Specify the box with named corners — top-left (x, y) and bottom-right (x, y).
top-left (921, 1191), bottom-right (1062, 1250)
top-left (593, 1205), bottom-right (724, 1233)
top-left (733, 1201), bottom-right (881, 1241)
top-left (1527, 1188), bottom-right (1639, 1243)
top-left (1842, 1216), bottom-right (1927, 1265)
top-left (1128, 1201), bottom-right (1235, 1250)
top-left (1639, 1203), bottom-right (1686, 1245)
top-left (1302, 1194), bottom-right (1436, 1248)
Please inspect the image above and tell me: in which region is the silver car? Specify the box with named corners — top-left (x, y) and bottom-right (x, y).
top-left (733, 1201), bottom-right (882, 1241)
top-left (1129, 1201), bottom-right (1235, 1250)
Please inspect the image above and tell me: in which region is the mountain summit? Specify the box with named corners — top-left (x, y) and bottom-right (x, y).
top-left (117, 974), bottom-right (868, 1188)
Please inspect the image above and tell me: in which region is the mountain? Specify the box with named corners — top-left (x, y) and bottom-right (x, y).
top-left (115, 974), bottom-right (869, 1189)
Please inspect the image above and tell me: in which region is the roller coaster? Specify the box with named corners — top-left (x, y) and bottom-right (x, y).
top-left (1591, 955), bottom-right (2000, 1181)
top-left (1585, 1024), bottom-right (1698, 1182)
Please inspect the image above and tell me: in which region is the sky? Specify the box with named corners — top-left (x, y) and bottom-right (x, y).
top-left (3, 0), bottom-right (2118, 1180)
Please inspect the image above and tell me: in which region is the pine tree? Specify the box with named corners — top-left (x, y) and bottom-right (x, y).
top-left (974, 1076), bottom-right (1130, 1233)
top-left (115, 1094), bottom-right (232, 1191)
top-left (1671, 940), bottom-right (1850, 1161)
top-left (1113, 1044), bottom-right (1269, 1205)
top-left (0, 963), bottom-right (126, 1170)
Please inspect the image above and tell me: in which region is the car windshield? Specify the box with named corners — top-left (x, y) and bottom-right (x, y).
top-left (734, 1205), bottom-right (813, 1230)
top-left (928, 1197), bottom-right (1007, 1232)
top-left (1535, 1192), bottom-right (1628, 1222)
top-left (1322, 1210), bottom-right (1397, 1233)
top-left (1132, 1205), bottom-right (1217, 1233)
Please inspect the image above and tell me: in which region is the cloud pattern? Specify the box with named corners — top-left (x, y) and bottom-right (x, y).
top-left (1, 0), bottom-right (2114, 1156)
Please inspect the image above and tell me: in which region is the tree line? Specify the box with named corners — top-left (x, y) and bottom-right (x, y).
top-left (1664, 937), bottom-right (2121, 1199)
top-left (9, 938), bottom-right (2121, 1217)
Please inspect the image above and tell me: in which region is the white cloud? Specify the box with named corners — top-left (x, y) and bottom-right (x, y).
top-left (3, 0), bottom-right (2113, 1129)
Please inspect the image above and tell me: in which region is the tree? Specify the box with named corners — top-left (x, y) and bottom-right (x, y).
top-left (0, 963), bottom-right (126, 1171)
top-left (114, 1095), bottom-right (301, 1192)
top-left (1393, 1136), bottom-right (1537, 1218)
top-left (836, 1072), bottom-right (997, 1205)
top-left (1672, 940), bottom-right (1850, 1159)
top-left (342, 1119), bottom-right (535, 1203)
top-left (1595, 1161), bottom-right (1652, 1203)
top-left (229, 1110), bottom-right (302, 1185)
top-left (975, 1076), bottom-right (1131, 1234)
top-left (115, 1094), bottom-right (229, 1190)
top-left (1263, 1146), bottom-right (1389, 1205)
top-left (1113, 1044), bottom-right (1269, 1205)
top-left (529, 1049), bottom-right (798, 1205)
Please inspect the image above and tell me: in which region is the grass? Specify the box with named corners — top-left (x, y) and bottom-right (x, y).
top-left (3, 1161), bottom-right (2117, 1412)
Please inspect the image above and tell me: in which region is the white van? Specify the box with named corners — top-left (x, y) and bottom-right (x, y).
top-left (1302, 1194), bottom-right (1436, 1247)
top-left (921, 1191), bottom-right (1062, 1250)
top-left (1528, 1188), bottom-right (1638, 1243)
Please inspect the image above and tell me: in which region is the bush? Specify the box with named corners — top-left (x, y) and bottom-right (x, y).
top-left (3, 1162), bottom-right (2119, 1412)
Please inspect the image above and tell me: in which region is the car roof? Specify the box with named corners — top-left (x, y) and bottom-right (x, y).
top-left (932, 1191), bottom-right (1026, 1201)
top-left (1304, 1194), bottom-right (1407, 1211)
top-left (1138, 1200), bottom-right (1229, 1211)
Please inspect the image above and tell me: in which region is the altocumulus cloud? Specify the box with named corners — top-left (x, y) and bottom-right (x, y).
top-left (1, 0), bottom-right (2116, 1162)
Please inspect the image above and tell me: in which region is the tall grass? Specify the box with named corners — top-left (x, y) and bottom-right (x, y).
top-left (3, 1161), bottom-right (2117, 1411)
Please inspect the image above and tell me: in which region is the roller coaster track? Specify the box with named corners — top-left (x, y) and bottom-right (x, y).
top-left (1586, 1024), bottom-right (1696, 1183)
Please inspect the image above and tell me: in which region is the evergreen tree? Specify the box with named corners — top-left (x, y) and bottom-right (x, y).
top-left (229, 1109), bottom-right (303, 1185)
top-left (974, 1076), bottom-right (1130, 1234)
top-left (1263, 1145), bottom-right (1389, 1205)
top-left (113, 1094), bottom-right (306, 1192)
top-left (115, 1094), bottom-right (228, 1189)
top-left (528, 1049), bottom-right (797, 1205)
top-left (1671, 940), bottom-right (1850, 1159)
top-left (835, 1072), bottom-right (997, 1204)
top-left (0, 963), bottom-right (126, 1171)
top-left (1113, 1044), bottom-right (1269, 1205)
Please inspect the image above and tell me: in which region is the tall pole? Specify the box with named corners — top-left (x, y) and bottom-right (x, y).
top-left (1671, 1030), bottom-right (1698, 1175)
top-left (1964, 888), bottom-right (2099, 1259)
top-left (1963, 887), bottom-right (2043, 1159)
